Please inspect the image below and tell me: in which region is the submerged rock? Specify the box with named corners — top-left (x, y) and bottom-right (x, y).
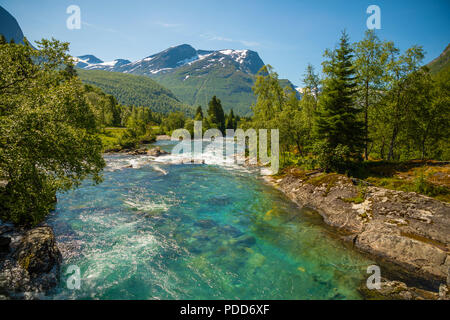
top-left (231, 235), bottom-right (256, 247)
top-left (359, 278), bottom-right (439, 300)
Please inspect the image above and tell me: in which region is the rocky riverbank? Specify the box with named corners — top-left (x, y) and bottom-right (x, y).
top-left (265, 167), bottom-right (450, 299)
top-left (104, 146), bottom-right (170, 156)
top-left (0, 224), bottom-right (62, 299)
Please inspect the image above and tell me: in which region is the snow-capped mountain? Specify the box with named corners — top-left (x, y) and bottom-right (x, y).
top-left (75, 44), bottom-right (264, 76)
top-left (75, 44), bottom-right (296, 115)
top-left (74, 55), bottom-right (131, 71)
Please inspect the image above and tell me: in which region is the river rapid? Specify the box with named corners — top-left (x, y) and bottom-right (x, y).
top-left (46, 139), bottom-right (374, 299)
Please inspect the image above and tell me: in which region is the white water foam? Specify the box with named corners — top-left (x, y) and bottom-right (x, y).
top-left (152, 138), bottom-right (250, 173)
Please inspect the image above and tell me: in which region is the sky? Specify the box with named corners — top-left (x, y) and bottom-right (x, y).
top-left (1, 0), bottom-right (449, 86)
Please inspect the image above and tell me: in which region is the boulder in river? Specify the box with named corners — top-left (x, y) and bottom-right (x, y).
top-left (147, 147), bottom-right (169, 157)
top-left (14, 227), bottom-right (62, 276)
top-left (0, 226), bottom-right (62, 297)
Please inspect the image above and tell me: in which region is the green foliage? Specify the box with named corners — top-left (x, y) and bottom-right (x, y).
top-left (163, 111), bottom-right (186, 133)
top-left (83, 85), bottom-right (122, 128)
top-left (312, 141), bottom-right (351, 173)
top-left (195, 106), bottom-right (203, 120)
top-left (342, 182), bottom-right (367, 204)
top-left (353, 30), bottom-right (388, 160)
top-left (0, 39), bottom-right (105, 226)
top-left (316, 31), bottom-right (365, 161)
top-left (153, 61), bottom-right (297, 117)
top-left (245, 31), bottom-right (448, 177)
top-left (249, 65), bottom-right (306, 166)
top-left (77, 69), bottom-right (194, 115)
top-left (153, 60), bottom-right (257, 116)
top-left (207, 96), bottom-right (225, 133)
top-left (225, 109), bottom-right (238, 130)
top-left (427, 44), bottom-right (450, 75)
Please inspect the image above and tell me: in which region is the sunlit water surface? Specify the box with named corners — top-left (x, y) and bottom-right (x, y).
top-left (46, 140), bottom-right (374, 299)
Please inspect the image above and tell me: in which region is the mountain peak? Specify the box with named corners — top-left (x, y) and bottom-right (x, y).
top-left (0, 6), bottom-right (25, 44)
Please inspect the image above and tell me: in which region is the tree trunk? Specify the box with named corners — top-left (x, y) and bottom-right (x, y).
top-left (364, 81), bottom-right (369, 160)
top-left (380, 139), bottom-right (385, 160)
top-left (388, 126), bottom-right (398, 161)
top-left (421, 136), bottom-right (426, 160)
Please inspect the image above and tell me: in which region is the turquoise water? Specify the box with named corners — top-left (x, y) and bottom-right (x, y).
top-left (46, 141), bottom-right (374, 300)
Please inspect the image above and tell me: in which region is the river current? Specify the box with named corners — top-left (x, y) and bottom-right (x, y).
top-left (46, 139), bottom-right (374, 299)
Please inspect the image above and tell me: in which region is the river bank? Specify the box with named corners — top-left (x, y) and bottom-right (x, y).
top-left (263, 167), bottom-right (450, 299)
top-left (2, 141), bottom-right (449, 299)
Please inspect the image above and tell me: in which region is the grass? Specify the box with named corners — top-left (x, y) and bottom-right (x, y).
top-left (355, 161), bottom-right (450, 202)
top-left (341, 180), bottom-right (368, 204)
top-left (98, 127), bottom-right (161, 152)
top-left (278, 159), bottom-right (450, 203)
top-left (366, 176), bottom-right (450, 202)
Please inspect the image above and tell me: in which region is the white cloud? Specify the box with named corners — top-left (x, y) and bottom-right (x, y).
top-left (239, 40), bottom-right (260, 47)
top-left (155, 22), bottom-right (182, 28)
top-left (201, 33), bottom-right (260, 47)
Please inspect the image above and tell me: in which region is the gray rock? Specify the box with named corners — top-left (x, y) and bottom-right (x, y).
top-left (232, 235), bottom-right (256, 247)
top-left (359, 278), bottom-right (439, 300)
top-left (275, 170), bottom-right (450, 286)
top-left (147, 147), bottom-right (169, 157)
top-left (128, 148), bottom-right (148, 156)
top-left (0, 226), bottom-right (62, 296)
top-left (439, 284), bottom-right (449, 300)
top-left (14, 227), bottom-right (62, 276)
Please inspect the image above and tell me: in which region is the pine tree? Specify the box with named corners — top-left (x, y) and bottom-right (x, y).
top-left (195, 106), bottom-right (203, 120)
top-left (225, 109), bottom-right (236, 130)
top-left (207, 96), bottom-right (225, 133)
top-left (0, 34), bottom-right (6, 45)
top-left (316, 31), bottom-right (365, 165)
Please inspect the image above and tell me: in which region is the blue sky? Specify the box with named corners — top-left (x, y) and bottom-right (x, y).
top-left (1, 0), bottom-right (449, 85)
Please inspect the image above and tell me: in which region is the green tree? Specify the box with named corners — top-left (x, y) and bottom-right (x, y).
top-left (315, 31), bottom-right (364, 169)
top-left (0, 39), bottom-right (105, 226)
top-left (207, 96), bottom-right (225, 133)
top-left (404, 67), bottom-right (449, 159)
top-left (300, 64), bottom-right (320, 144)
top-left (354, 30), bottom-right (388, 160)
top-left (164, 111), bottom-right (186, 133)
top-left (251, 65), bottom-right (285, 130)
top-left (225, 109), bottom-right (237, 130)
top-left (195, 106), bottom-right (203, 120)
top-left (382, 44), bottom-right (425, 160)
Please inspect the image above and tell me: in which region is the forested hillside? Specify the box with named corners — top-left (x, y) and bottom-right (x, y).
top-left (427, 44), bottom-right (450, 75)
top-left (77, 69), bottom-right (194, 115)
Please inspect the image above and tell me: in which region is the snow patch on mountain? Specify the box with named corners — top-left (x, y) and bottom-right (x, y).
top-left (219, 49), bottom-right (248, 64)
top-left (74, 45), bottom-right (264, 76)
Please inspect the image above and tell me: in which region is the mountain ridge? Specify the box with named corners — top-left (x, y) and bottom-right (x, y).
top-left (0, 5), bottom-right (25, 44)
top-left (77, 69), bottom-right (194, 115)
top-left (427, 43), bottom-right (450, 75)
top-left (75, 44), bottom-right (295, 115)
